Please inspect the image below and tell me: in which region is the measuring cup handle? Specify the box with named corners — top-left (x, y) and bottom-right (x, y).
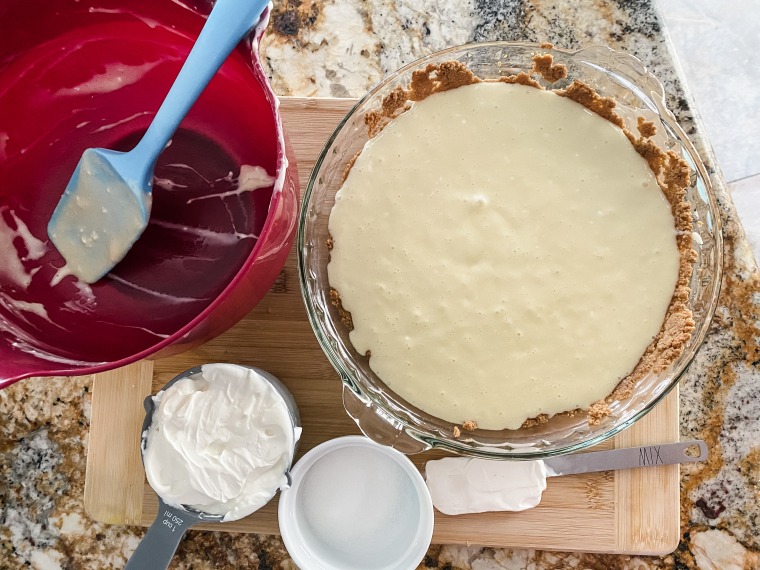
top-left (125, 499), bottom-right (199, 570)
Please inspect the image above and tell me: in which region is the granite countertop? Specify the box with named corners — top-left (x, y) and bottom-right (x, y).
top-left (2, 1), bottom-right (759, 569)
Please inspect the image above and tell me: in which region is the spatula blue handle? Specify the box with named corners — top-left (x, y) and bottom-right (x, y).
top-left (133, 0), bottom-right (270, 172)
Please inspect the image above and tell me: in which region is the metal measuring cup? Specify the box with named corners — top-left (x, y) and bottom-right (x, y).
top-left (124, 364), bottom-right (301, 570)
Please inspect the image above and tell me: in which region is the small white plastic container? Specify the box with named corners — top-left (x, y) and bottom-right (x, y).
top-left (278, 436), bottom-right (434, 570)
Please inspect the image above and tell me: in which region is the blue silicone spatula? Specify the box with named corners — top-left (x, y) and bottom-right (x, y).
top-left (47, 0), bottom-right (270, 283)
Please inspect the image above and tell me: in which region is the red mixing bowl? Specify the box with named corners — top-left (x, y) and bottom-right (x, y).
top-left (0, 0), bottom-right (299, 387)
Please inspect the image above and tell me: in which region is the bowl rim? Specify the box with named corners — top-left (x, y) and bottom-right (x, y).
top-left (297, 40), bottom-right (724, 458)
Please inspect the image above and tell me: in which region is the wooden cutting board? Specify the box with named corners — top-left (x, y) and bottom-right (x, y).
top-left (84, 97), bottom-right (680, 555)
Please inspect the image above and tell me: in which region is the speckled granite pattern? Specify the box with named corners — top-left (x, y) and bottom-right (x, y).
top-left (2, 1), bottom-right (759, 569)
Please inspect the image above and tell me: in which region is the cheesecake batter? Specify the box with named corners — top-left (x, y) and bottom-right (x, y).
top-left (327, 81), bottom-right (681, 431)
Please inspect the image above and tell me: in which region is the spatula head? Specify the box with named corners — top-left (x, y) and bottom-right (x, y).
top-left (48, 148), bottom-right (152, 283)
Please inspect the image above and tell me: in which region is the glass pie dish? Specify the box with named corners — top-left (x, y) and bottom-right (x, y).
top-left (297, 42), bottom-right (722, 458)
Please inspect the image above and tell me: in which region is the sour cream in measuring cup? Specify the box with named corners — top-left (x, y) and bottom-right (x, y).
top-left (142, 363), bottom-right (300, 522)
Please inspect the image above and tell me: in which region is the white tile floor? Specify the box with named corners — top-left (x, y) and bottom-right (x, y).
top-left (658, 0), bottom-right (760, 262)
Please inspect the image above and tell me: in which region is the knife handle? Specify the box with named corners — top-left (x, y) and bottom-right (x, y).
top-left (544, 440), bottom-right (708, 476)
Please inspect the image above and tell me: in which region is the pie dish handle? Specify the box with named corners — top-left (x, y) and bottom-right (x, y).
top-left (342, 384), bottom-right (431, 454)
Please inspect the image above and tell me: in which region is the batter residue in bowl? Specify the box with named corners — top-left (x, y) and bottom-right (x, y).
top-left (327, 58), bottom-right (694, 431)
